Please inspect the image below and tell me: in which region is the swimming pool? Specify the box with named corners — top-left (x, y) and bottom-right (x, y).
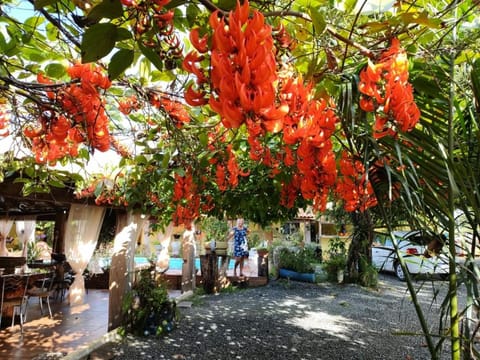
top-left (167, 257), bottom-right (235, 270)
top-left (89, 256), bottom-right (235, 271)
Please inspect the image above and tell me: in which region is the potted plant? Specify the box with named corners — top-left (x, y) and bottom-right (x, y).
top-left (200, 217), bottom-right (229, 255)
top-left (322, 254), bottom-right (347, 283)
top-left (322, 237), bottom-right (348, 283)
top-left (277, 247), bottom-right (316, 283)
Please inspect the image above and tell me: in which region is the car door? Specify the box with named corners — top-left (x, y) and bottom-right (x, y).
top-left (372, 236), bottom-right (396, 272)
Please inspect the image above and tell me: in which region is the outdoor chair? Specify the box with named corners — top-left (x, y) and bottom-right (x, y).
top-left (0, 274), bottom-right (30, 333)
top-left (52, 261), bottom-right (73, 301)
top-left (25, 271), bottom-right (55, 320)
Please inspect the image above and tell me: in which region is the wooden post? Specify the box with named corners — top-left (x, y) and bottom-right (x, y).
top-left (257, 252), bottom-right (269, 278)
top-left (53, 210), bottom-right (67, 255)
top-left (200, 253), bottom-right (218, 294)
top-left (181, 228), bottom-right (196, 293)
top-left (218, 255), bottom-right (230, 288)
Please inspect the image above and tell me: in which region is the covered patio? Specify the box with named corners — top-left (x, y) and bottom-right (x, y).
top-left (0, 289), bottom-right (109, 360)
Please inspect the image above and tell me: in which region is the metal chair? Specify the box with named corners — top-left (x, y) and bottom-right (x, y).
top-left (0, 274), bottom-right (30, 333)
top-left (25, 271), bottom-right (55, 320)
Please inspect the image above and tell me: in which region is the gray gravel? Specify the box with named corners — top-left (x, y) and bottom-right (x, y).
top-left (93, 274), bottom-right (455, 360)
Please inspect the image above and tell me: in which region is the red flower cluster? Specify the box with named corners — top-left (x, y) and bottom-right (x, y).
top-left (336, 151), bottom-right (378, 212)
top-left (358, 38), bottom-right (420, 139)
top-left (278, 76), bottom-right (339, 212)
top-left (25, 63), bottom-right (112, 164)
top-left (149, 92), bottom-right (190, 128)
top-left (0, 102), bottom-right (10, 137)
top-left (183, 0), bottom-right (287, 130)
top-left (171, 170), bottom-right (201, 228)
top-left (213, 144), bottom-right (250, 191)
top-left (119, 95), bottom-right (140, 115)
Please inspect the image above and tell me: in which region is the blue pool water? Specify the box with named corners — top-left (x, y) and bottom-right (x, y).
top-left (167, 257), bottom-right (235, 270)
top-left (135, 256), bottom-right (236, 270)
top-left (93, 256), bottom-right (235, 270)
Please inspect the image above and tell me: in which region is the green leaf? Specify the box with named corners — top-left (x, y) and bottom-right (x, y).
top-left (48, 179), bottom-right (66, 188)
top-left (309, 7), bottom-right (326, 34)
top-left (45, 22), bottom-right (59, 42)
top-left (34, 0), bottom-right (60, 9)
top-left (45, 63), bottom-right (66, 79)
top-left (108, 49), bottom-right (134, 80)
top-left (0, 32), bottom-right (6, 52)
top-left (471, 59), bottom-right (480, 104)
top-left (94, 182), bottom-right (104, 197)
top-left (215, 0), bottom-right (237, 10)
top-left (81, 23), bottom-right (117, 63)
top-left (116, 27), bottom-right (132, 41)
top-left (138, 42), bottom-right (164, 71)
top-left (87, 0), bottom-right (124, 22)
top-left (24, 167), bottom-right (35, 178)
top-left (186, 3), bottom-right (199, 24)
top-left (399, 11), bottom-right (444, 29)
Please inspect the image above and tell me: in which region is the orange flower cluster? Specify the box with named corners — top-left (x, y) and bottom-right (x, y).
top-left (278, 76), bottom-right (339, 212)
top-left (213, 144), bottom-right (250, 191)
top-left (358, 38), bottom-right (420, 139)
top-left (119, 95), bottom-right (140, 115)
top-left (171, 171), bottom-right (201, 227)
top-left (149, 92), bottom-right (190, 128)
top-left (336, 151), bottom-right (378, 212)
top-left (75, 178), bottom-right (129, 207)
top-left (26, 63), bottom-right (111, 164)
top-left (183, 0), bottom-right (287, 130)
top-left (111, 137), bottom-right (132, 158)
top-left (0, 102), bottom-right (10, 137)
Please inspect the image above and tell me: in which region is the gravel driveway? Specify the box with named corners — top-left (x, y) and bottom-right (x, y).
top-left (91, 274), bottom-right (455, 360)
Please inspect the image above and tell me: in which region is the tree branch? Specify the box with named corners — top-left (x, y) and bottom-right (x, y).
top-left (27, 0), bottom-right (81, 49)
top-left (263, 9), bottom-right (375, 59)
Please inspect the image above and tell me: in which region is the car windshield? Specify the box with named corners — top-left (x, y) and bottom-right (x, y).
top-left (374, 231), bottom-right (444, 247)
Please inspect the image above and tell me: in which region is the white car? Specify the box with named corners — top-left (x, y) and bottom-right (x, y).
top-left (372, 230), bottom-right (450, 281)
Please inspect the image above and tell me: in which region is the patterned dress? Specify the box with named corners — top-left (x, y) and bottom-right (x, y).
top-left (233, 227), bottom-right (249, 258)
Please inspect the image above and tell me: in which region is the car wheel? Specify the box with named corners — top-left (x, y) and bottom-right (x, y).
top-left (394, 262), bottom-right (407, 281)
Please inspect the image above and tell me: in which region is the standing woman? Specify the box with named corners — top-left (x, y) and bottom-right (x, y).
top-left (230, 218), bottom-right (249, 277)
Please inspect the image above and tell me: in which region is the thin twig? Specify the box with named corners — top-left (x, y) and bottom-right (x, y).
top-left (263, 9), bottom-right (375, 59)
top-left (27, 0), bottom-right (81, 49)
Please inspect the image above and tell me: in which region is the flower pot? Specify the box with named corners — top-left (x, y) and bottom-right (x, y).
top-left (257, 249), bottom-right (269, 258)
top-left (279, 268), bottom-right (315, 283)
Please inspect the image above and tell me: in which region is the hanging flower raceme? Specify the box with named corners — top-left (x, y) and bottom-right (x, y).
top-left (335, 151), bottom-right (378, 212)
top-left (171, 170), bottom-right (203, 229)
top-left (26, 63), bottom-right (112, 164)
top-left (277, 75), bottom-right (339, 212)
top-left (213, 144), bottom-right (250, 191)
top-left (358, 38), bottom-right (420, 139)
top-left (183, 0), bottom-right (287, 132)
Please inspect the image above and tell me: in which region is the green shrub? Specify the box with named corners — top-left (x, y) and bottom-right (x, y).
top-left (278, 247), bottom-right (317, 273)
top-left (322, 254), bottom-right (347, 282)
top-left (322, 237), bottom-right (348, 282)
top-left (121, 268), bottom-right (178, 337)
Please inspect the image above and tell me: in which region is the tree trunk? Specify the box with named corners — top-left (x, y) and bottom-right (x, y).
top-left (346, 211), bottom-right (373, 284)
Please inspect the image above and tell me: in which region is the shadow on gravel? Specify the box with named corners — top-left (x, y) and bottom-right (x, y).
top-left (93, 275), bottom-right (452, 360)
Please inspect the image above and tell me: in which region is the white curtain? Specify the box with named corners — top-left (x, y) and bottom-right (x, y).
top-left (109, 212), bottom-right (146, 330)
top-left (16, 218), bottom-right (37, 258)
top-left (0, 219), bottom-right (14, 256)
top-left (65, 204), bottom-right (105, 306)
